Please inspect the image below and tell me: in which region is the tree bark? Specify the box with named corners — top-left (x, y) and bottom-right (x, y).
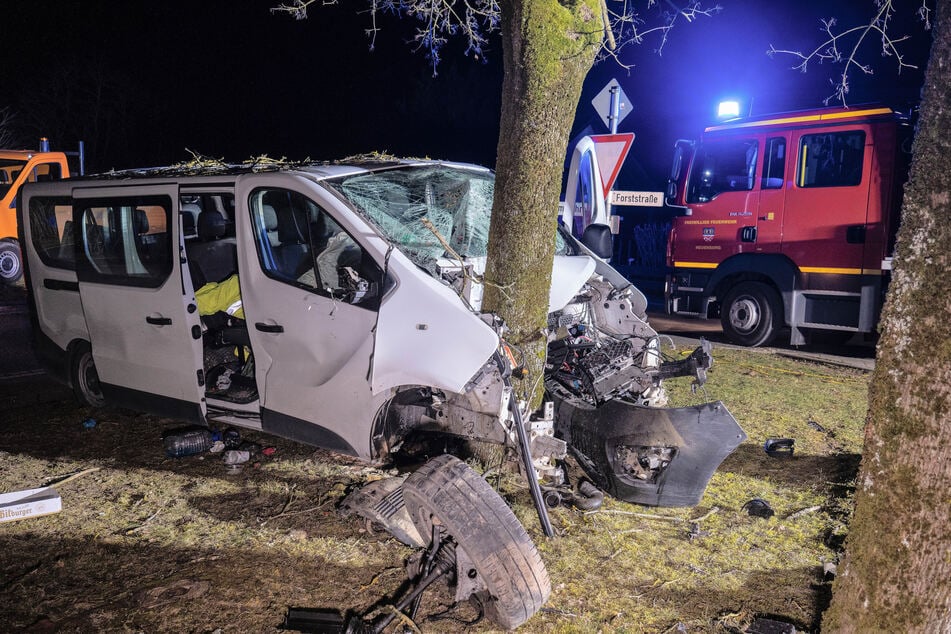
top-left (484, 0), bottom-right (602, 405)
top-left (822, 1), bottom-right (951, 630)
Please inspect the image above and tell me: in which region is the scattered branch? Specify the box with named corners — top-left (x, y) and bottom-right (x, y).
top-left (43, 466), bottom-right (102, 488)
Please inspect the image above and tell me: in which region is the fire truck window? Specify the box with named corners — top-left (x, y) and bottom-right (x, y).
top-left (762, 137), bottom-right (786, 189)
top-left (686, 139), bottom-right (758, 203)
top-left (798, 131), bottom-right (865, 188)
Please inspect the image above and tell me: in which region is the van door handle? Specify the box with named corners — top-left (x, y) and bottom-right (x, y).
top-left (255, 322), bottom-right (284, 333)
top-left (146, 316), bottom-right (173, 326)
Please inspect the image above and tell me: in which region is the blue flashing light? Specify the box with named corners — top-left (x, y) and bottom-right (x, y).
top-left (717, 100), bottom-right (741, 119)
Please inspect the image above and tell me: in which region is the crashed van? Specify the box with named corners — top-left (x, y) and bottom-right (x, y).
top-left (20, 159), bottom-right (745, 629)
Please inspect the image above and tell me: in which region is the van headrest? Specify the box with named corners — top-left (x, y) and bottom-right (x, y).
top-left (197, 210), bottom-right (226, 241)
top-left (134, 208), bottom-right (150, 235)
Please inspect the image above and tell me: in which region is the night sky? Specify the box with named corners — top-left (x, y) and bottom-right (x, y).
top-left (1, 1), bottom-right (932, 189)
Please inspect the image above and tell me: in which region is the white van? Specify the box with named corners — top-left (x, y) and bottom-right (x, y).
top-left (19, 159), bottom-right (744, 627)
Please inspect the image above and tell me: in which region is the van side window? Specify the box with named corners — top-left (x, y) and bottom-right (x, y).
top-left (762, 137), bottom-right (786, 189)
top-left (687, 138), bottom-right (758, 203)
top-left (29, 197), bottom-right (76, 270)
top-left (249, 188), bottom-right (382, 310)
top-left (798, 130), bottom-right (865, 187)
top-left (74, 196), bottom-right (172, 287)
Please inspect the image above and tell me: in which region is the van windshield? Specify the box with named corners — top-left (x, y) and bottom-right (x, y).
top-left (326, 164), bottom-right (567, 276)
top-left (0, 158), bottom-right (28, 198)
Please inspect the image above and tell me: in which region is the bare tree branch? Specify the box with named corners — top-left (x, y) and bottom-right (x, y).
top-left (768, 0), bottom-right (930, 105)
top-left (0, 106), bottom-right (21, 148)
top-left (273, 1), bottom-right (717, 74)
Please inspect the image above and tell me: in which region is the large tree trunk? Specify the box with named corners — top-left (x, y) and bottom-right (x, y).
top-left (822, 2), bottom-right (951, 631)
top-left (483, 0), bottom-right (602, 405)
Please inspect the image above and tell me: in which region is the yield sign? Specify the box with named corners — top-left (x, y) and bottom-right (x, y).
top-left (590, 133), bottom-right (634, 199)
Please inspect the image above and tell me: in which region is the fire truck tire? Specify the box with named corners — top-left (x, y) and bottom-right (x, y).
top-left (71, 341), bottom-right (107, 408)
top-left (0, 240), bottom-right (23, 284)
top-left (720, 282), bottom-right (782, 347)
top-left (402, 454), bottom-right (551, 630)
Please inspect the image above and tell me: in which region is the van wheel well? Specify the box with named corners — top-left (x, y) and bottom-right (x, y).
top-left (370, 386), bottom-right (435, 460)
top-left (69, 340), bottom-right (107, 408)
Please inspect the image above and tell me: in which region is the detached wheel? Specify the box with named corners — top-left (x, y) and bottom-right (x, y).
top-left (402, 454), bottom-right (550, 630)
top-left (720, 281), bottom-right (782, 347)
top-left (71, 342), bottom-right (106, 408)
top-left (0, 240), bottom-right (23, 284)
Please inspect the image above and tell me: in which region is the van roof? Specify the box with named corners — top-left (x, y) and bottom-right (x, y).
top-left (74, 156), bottom-right (489, 184)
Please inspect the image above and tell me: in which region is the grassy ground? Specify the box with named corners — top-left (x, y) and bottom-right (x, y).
top-left (0, 345), bottom-right (869, 633)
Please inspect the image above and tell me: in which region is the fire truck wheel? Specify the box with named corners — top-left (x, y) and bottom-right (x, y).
top-left (720, 282), bottom-right (782, 347)
top-left (0, 240), bottom-right (23, 284)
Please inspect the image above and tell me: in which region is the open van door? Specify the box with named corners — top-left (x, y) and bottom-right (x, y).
top-left (72, 184), bottom-right (206, 422)
top-left (562, 136), bottom-right (606, 237)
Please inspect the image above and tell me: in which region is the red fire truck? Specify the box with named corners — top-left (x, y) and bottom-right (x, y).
top-left (664, 105), bottom-right (913, 346)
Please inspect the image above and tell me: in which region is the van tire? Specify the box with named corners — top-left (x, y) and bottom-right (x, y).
top-left (0, 240), bottom-right (23, 284)
top-left (401, 454), bottom-right (550, 630)
top-left (71, 342), bottom-right (107, 408)
top-left (720, 282), bottom-right (782, 347)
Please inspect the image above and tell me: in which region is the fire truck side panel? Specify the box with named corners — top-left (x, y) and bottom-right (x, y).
top-left (666, 106), bottom-right (910, 346)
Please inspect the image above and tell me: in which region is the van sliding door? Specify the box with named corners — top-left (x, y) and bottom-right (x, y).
top-left (72, 185), bottom-right (205, 422)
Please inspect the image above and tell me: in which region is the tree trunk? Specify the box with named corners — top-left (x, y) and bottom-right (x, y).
top-left (822, 2), bottom-right (951, 631)
top-left (484, 0), bottom-right (602, 405)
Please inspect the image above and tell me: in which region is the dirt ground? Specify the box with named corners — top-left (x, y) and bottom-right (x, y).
top-left (0, 344), bottom-right (870, 633)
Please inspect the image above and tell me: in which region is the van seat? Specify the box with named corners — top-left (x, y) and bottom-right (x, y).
top-left (186, 210), bottom-right (237, 289)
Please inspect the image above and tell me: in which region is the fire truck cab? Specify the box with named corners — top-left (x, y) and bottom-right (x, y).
top-left (1, 140), bottom-right (75, 284)
top-left (665, 106), bottom-right (912, 346)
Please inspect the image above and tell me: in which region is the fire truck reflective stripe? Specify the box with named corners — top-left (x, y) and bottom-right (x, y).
top-left (800, 267), bottom-right (868, 275)
top-left (705, 107), bottom-right (894, 132)
top-left (672, 263), bottom-right (881, 275)
top-left (819, 108), bottom-right (893, 121)
top-left (672, 262), bottom-right (718, 269)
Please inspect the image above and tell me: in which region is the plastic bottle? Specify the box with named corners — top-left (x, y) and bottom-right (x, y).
top-left (163, 428), bottom-right (213, 458)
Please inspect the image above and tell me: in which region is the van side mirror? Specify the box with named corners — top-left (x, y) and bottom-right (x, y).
top-left (580, 223), bottom-right (613, 260)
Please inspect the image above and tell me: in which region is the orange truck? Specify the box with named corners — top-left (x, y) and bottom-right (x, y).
top-left (0, 139), bottom-right (81, 283)
top-left (664, 106), bottom-right (913, 346)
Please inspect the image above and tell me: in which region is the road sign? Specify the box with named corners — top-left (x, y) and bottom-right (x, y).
top-left (590, 133), bottom-right (634, 199)
top-left (610, 190), bottom-right (665, 207)
top-left (591, 79), bottom-right (631, 131)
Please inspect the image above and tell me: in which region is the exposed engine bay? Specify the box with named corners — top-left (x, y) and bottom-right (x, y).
top-left (374, 257), bottom-right (745, 509)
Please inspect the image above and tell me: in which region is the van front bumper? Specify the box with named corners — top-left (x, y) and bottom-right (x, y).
top-left (553, 396), bottom-right (746, 507)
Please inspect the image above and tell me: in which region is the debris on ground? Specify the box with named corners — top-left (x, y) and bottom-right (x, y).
top-left (763, 438), bottom-right (795, 457)
top-left (742, 498), bottom-right (775, 519)
top-left (0, 487), bottom-right (62, 523)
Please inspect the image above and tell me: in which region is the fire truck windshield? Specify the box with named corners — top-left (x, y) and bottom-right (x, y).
top-left (687, 139), bottom-right (758, 204)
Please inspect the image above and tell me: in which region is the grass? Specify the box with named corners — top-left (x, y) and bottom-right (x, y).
top-left (0, 345), bottom-right (869, 632)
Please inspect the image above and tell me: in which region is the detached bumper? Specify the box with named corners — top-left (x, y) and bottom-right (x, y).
top-left (553, 397), bottom-right (746, 507)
